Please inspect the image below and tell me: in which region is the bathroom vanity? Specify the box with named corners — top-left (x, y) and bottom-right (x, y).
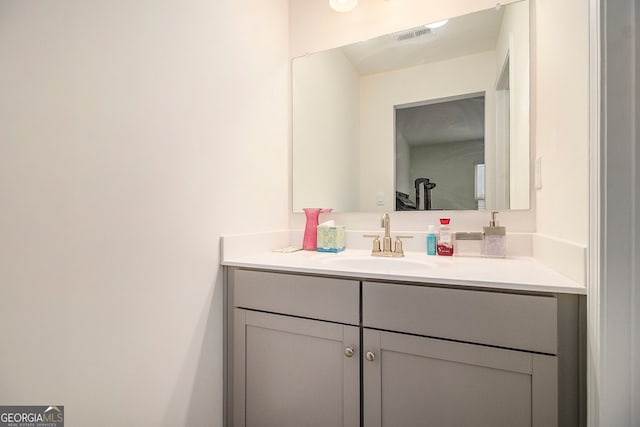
top-left (223, 250), bottom-right (586, 427)
top-left (229, 0), bottom-right (590, 422)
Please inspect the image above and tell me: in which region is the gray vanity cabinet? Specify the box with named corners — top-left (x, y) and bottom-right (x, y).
top-left (227, 269), bottom-right (582, 427)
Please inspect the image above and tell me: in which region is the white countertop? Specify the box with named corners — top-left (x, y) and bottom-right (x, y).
top-left (222, 248), bottom-right (587, 295)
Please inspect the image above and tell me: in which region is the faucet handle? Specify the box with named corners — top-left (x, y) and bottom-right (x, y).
top-left (393, 235), bottom-right (413, 256)
top-left (363, 234), bottom-right (381, 253)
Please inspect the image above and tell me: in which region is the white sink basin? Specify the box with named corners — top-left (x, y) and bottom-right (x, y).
top-left (314, 254), bottom-right (436, 272)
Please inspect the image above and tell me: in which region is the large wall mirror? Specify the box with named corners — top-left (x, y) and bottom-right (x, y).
top-left (292, 0), bottom-right (529, 212)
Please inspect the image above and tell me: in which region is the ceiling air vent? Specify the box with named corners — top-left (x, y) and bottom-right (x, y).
top-left (396, 28), bottom-right (431, 41)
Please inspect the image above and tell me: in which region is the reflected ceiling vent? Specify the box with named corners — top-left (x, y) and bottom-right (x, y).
top-left (397, 28), bottom-right (431, 41)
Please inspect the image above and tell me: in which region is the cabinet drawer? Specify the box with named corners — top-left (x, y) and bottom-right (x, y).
top-left (363, 282), bottom-right (557, 354)
top-left (233, 269), bottom-right (359, 325)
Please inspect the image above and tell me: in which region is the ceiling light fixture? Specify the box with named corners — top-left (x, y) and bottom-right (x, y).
top-left (329, 0), bottom-right (358, 13)
top-left (424, 19), bottom-right (449, 29)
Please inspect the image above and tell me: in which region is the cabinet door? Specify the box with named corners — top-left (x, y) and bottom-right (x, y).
top-left (363, 329), bottom-right (557, 427)
top-left (234, 309), bottom-right (360, 427)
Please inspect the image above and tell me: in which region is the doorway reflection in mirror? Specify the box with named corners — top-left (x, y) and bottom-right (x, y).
top-left (395, 94), bottom-right (485, 211)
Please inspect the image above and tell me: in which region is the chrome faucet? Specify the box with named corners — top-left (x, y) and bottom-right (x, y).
top-left (364, 213), bottom-right (412, 257)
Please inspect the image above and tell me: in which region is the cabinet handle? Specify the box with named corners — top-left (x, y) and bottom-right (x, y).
top-left (344, 347), bottom-right (354, 358)
top-left (366, 351), bottom-right (376, 362)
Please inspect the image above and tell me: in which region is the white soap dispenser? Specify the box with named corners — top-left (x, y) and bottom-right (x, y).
top-left (483, 211), bottom-right (506, 258)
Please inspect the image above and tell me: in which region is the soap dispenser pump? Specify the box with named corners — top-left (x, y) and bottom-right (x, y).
top-left (483, 211), bottom-right (506, 258)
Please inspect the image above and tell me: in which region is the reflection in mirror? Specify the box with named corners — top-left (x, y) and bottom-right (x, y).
top-left (292, 0), bottom-right (529, 213)
top-left (395, 94), bottom-right (486, 211)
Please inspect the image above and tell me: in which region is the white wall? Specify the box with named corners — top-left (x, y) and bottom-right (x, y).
top-left (359, 51), bottom-right (496, 211)
top-left (292, 49), bottom-right (360, 211)
top-left (0, 0), bottom-right (288, 425)
top-left (534, 0), bottom-right (589, 246)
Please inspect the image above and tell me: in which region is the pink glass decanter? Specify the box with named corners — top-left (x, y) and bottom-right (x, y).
top-left (302, 208), bottom-right (332, 251)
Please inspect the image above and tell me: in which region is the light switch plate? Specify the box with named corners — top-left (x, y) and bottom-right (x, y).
top-left (376, 192), bottom-right (385, 206)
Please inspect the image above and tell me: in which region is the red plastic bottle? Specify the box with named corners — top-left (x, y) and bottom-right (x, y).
top-left (436, 218), bottom-right (454, 256)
